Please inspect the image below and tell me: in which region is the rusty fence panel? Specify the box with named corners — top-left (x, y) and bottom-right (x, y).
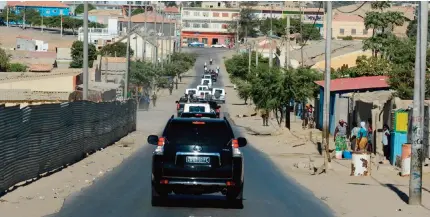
top-left (0, 99), bottom-right (137, 193)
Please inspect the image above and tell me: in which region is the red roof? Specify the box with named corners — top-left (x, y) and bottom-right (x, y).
top-left (314, 76), bottom-right (390, 92)
top-left (7, 1), bottom-right (69, 8)
top-left (164, 6), bottom-right (179, 13)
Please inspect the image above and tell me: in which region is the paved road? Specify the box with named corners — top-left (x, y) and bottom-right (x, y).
top-left (49, 48), bottom-right (334, 217)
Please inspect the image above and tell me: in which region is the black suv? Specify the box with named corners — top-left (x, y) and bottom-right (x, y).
top-left (148, 116), bottom-right (247, 207)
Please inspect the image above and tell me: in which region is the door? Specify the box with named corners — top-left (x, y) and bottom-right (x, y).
top-left (162, 121), bottom-right (234, 178)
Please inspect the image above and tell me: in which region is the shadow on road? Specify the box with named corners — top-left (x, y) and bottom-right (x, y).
top-left (155, 194), bottom-right (244, 209)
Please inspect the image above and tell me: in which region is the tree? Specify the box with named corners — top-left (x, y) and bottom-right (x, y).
top-left (7, 63), bottom-right (27, 72)
top-left (228, 7), bottom-right (259, 39)
top-left (74, 3), bottom-right (96, 15)
top-left (100, 42), bottom-right (134, 57)
top-left (70, 41), bottom-right (97, 68)
top-left (0, 7), bottom-right (20, 24)
top-left (363, 1), bottom-right (408, 57)
top-left (132, 8), bottom-right (145, 16)
top-left (406, 15), bottom-right (430, 41)
top-left (164, 2), bottom-right (177, 7)
top-left (189, 1), bottom-right (202, 7)
top-left (259, 18), bottom-right (321, 40)
top-left (0, 47), bottom-right (10, 72)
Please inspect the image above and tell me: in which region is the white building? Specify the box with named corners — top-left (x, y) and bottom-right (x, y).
top-left (78, 18), bottom-right (119, 44)
top-left (181, 7), bottom-right (240, 46)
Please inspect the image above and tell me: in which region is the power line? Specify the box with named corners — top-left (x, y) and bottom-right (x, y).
top-left (291, 1), bottom-right (323, 51)
top-left (335, 2), bottom-right (368, 14)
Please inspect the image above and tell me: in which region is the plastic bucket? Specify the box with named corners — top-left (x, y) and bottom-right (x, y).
top-left (335, 151), bottom-right (343, 159)
top-left (351, 152), bottom-right (370, 176)
top-left (343, 151), bottom-right (352, 159)
top-left (401, 143), bottom-right (411, 176)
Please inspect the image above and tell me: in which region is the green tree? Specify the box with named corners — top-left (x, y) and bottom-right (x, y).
top-left (74, 3), bottom-right (96, 15)
top-left (7, 63), bottom-right (27, 72)
top-left (164, 2), bottom-right (177, 7)
top-left (189, 1), bottom-right (202, 7)
top-left (100, 42), bottom-right (134, 57)
top-left (0, 47), bottom-right (11, 72)
top-left (406, 15), bottom-right (430, 41)
top-left (0, 7), bottom-right (20, 23)
top-left (70, 40), bottom-right (97, 68)
top-left (363, 1), bottom-right (407, 57)
top-left (132, 8), bottom-right (145, 16)
top-left (228, 7), bottom-right (259, 39)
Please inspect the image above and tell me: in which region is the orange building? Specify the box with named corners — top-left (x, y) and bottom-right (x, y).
top-left (180, 7), bottom-right (240, 47)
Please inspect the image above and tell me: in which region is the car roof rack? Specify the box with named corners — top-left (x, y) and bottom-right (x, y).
top-left (180, 112), bottom-right (217, 118)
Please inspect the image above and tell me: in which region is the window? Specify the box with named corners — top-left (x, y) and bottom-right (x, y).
top-left (232, 13), bottom-right (239, 17)
top-left (46, 10), bottom-right (50, 14)
top-left (184, 11), bottom-right (190, 16)
top-left (212, 23), bottom-right (221, 29)
top-left (202, 23), bottom-right (209, 28)
top-left (363, 29), bottom-right (368, 35)
top-left (339, 28), bottom-right (344, 35)
top-left (193, 11), bottom-right (200, 16)
top-left (202, 38), bottom-right (208, 44)
top-left (59, 9), bottom-right (63, 15)
top-left (222, 13), bottom-right (228, 17)
top-left (213, 12), bottom-right (220, 17)
top-left (351, 29), bottom-right (356, 35)
top-left (184, 21), bottom-right (190, 27)
top-left (136, 1), bottom-right (142, 4)
top-left (221, 24), bottom-right (228, 29)
top-left (202, 12), bottom-right (209, 17)
top-left (192, 23), bottom-right (201, 28)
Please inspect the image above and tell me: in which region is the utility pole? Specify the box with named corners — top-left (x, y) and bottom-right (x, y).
top-left (235, 16), bottom-right (240, 53)
top-left (60, 12), bottom-right (63, 37)
top-left (161, 9), bottom-right (165, 69)
top-left (143, 3), bottom-right (148, 61)
top-left (285, 15), bottom-right (290, 69)
top-left (248, 43), bottom-right (252, 75)
top-left (6, 6), bottom-right (9, 27)
top-left (321, 1), bottom-right (332, 174)
top-left (83, 2), bottom-right (89, 100)
top-left (299, 3), bottom-right (304, 67)
top-left (255, 41), bottom-right (258, 67)
top-left (179, 2), bottom-right (182, 53)
top-left (409, 0), bottom-right (427, 205)
top-left (124, 4), bottom-right (131, 100)
top-left (168, 15), bottom-right (172, 63)
top-left (269, 3), bottom-right (273, 68)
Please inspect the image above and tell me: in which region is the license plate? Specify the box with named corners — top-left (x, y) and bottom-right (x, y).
top-left (186, 156), bottom-right (210, 164)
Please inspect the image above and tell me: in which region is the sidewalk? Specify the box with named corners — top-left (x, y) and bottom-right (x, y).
top-left (220, 54), bottom-right (430, 217)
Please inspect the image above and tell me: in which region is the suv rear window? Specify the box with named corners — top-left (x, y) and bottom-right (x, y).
top-left (189, 106), bottom-right (206, 112)
top-left (165, 121), bottom-right (233, 146)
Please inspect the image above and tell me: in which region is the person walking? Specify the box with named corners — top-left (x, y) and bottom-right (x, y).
top-left (334, 120), bottom-right (348, 151)
top-left (367, 118), bottom-right (373, 153)
top-left (356, 121), bottom-right (368, 151)
top-left (151, 92), bottom-right (157, 107)
top-left (382, 124), bottom-right (391, 162)
top-left (260, 109), bottom-right (269, 126)
top-left (350, 122), bottom-right (360, 151)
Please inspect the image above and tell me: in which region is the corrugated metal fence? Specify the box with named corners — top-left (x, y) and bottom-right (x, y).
top-left (0, 99), bottom-right (137, 193)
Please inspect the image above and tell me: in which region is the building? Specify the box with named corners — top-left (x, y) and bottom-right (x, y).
top-left (164, 6), bottom-right (180, 20)
top-left (7, 1), bottom-right (71, 17)
top-left (64, 1), bottom-right (151, 13)
top-left (55, 47), bottom-right (73, 69)
top-left (86, 9), bottom-right (124, 25)
top-left (331, 14), bottom-right (371, 39)
top-left (118, 11), bottom-right (176, 37)
top-left (181, 7), bottom-right (240, 46)
top-left (201, 1), bottom-right (227, 9)
top-left (15, 36), bottom-right (49, 52)
top-left (314, 76), bottom-right (390, 135)
top-left (78, 17), bottom-right (119, 45)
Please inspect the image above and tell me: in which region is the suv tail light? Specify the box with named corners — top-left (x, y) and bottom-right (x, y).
top-left (155, 137), bottom-right (165, 155)
top-left (232, 139), bottom-right (242, 157)
top-left (216, 108), bottom-right (220, 113)
top-left (176, 104), bottom-right (180, 109)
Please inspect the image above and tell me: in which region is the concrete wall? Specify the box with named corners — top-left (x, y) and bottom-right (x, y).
top-left (312, 50), bottom-right (373, 70)
top-left (16, 38), bottom-right (36, 51)
top-left (125, 35), bottom-right (175, 62)
top-left (0, 76), bottom-right (76, 92)
top-left (332, 21), bottom-right (373, 39)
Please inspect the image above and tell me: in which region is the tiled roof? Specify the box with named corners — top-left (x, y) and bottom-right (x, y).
top-left (0, 89), bottom-right (70, 102)
top-left (119, 11), bottom-right (176, 23)
top-left (314, 76), bottom-right (390, 92)
top-left (333, 14), bottom-right (364, 22)
top-left (7, 1), bottom-right (69, 8)
top-left (164, 6), bottom-right (179, 13)
top-left (29, 64), bottom-right (53, 72)
top-left (28, 51), bottom-right (57, 59)
top-left (0, 70), bottom-right (81, 84)
top-left (88, 9), bottom-right (123, 16)
top-left (102, 57), bottom-right (127, 63)
top-left (16, 35), bottom-right (33, 40)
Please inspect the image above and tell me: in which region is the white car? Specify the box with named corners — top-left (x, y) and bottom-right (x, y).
top-left (211, 44), bottom-right (226, 48)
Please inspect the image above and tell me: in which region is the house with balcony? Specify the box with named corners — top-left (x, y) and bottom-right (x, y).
top-left (7, 1), bottom-right (71, 17)
top-left (181, 7), bottom-right (240, 47)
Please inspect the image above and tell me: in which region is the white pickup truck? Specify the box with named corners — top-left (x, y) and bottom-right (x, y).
top-left (212, 88), bottom-right (226, 104)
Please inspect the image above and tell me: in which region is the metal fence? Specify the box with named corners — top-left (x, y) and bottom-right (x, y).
top-left (0, 100), bottom-right (137, 193)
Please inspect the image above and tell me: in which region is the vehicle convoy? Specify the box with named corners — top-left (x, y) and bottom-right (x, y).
top-left (148, 116), bottom-right (247, 207)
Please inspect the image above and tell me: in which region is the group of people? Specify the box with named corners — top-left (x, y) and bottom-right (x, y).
top-left (334, 119), bottom-right (391, 161)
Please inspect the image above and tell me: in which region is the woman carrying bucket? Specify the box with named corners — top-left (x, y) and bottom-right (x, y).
top-left (356, 121), bottom-right (369, 151)
top-left (334, 120), bottom-right (348, 151)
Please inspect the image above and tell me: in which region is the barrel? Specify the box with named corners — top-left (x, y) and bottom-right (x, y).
top-left (351, 152), bottom-right (370, 176)
top-left (401, 144), bottom-right (411, 177)
top-left (335, 151), bottom-right (343, 159)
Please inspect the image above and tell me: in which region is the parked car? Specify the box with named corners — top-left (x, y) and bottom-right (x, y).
top-left (188, 42), bottom-right (204, 47)
top-left (211, 44), bottom-right (227, 48)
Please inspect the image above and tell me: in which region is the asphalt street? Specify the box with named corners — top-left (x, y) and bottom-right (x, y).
top-left (49, 48), bottom-right (335, 217)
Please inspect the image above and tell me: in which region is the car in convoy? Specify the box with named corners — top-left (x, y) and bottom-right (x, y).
top-left (188, 41), bottom-right (204, 47)
top-left (180, 112), bottom-right (218, 118)
top-left (148, 116), bottom-right (247, 207)
top-left (201, 78), bottom-right (212, 88)
top-left (197, 85), bottom-right (209, 91)
top-left (212, 88), bottom-right (226, 104)
top-left (211, 43), bottom-right (227, 48)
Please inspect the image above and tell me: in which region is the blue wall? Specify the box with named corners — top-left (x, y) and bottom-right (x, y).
top-left (14, 6), bottom-right (70, 17)
top-left (317, 87), bottom-right (337, 134)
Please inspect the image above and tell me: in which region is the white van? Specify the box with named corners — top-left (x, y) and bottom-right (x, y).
top-left (212, 88), bottom-right (226, 104)
top-left (183, 103), bottom-right (211, 113)
top-left (201, 78), bottom-right (212, 88)
top-left (185, 88), bottom-right (197, 96)
top-left (202, 74), bottom-right (212, 80)
top-left (197, 85), bottom-right (209, 91)
top-left (197, 90), bottom-right (212, 99)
